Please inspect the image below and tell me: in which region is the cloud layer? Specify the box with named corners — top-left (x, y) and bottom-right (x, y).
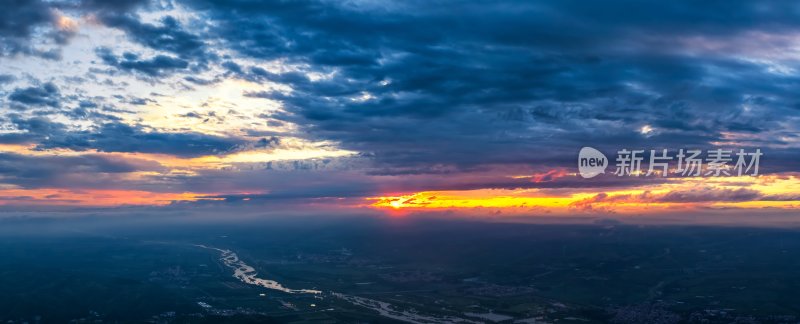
top-left (0, 0), bottom-right (798, 214)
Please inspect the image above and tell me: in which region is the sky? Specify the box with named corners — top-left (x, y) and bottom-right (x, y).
top-left (0, 0), bottom-right (799, 222)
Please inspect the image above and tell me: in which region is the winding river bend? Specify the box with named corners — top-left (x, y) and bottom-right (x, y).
top-left (194, 244), bottom-right (322, 294)
top-left (196, 244), bottom-right (480, 324)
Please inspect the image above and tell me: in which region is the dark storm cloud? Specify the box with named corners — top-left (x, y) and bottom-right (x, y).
top-left (176, 0), bottom-right (800, 174)
top-left (184, 76), bottom-right (217, 85)
top-left (0, 0), bottom-right (52, 36)
top-left (0, 74), bottom-right (15, 85)
top-left (78, 0), bottom-right (149, 12)
top-left (0, 0), bottom-right (156, 60)
top-left (0, 115), bottom-right (242, 157)
top-left (7, 82), bottom-right (61, 108)
top-left (0, 0), bottom-right (126, 59)
top-left (96, 13), bottom-right (211, 63)
top-left (95, 47), bottom-right (189, 77)
top-left (0, 151), bottom-right (167, 190)
top-left (83, 0), bottom-right (217, 76)
top-left (36, 122), bottom-right (242, 157)
top-left (0, 115), bottom-right (62, 144)
top-left (63, 105), bottom-right (122, 122)
top-left (0, 0), bottom-right (56, 58)
top-left (656, 187), bottom-right (763, 203)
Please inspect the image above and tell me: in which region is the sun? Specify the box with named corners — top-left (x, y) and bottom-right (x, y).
top-left (389, 200), bottom-right (403, 209)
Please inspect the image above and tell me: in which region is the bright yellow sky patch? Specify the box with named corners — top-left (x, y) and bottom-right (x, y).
top-left (370, 175), bottom-right (800, 214)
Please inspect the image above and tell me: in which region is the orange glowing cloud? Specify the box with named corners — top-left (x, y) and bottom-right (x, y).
top-left (509, 168), bottom-right (570, 183)
top-left (0, 188), bottom-right (214, 207)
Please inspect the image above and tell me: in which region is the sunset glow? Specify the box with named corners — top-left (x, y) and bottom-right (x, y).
top-left (371, 175), bottom-right (800, 214)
